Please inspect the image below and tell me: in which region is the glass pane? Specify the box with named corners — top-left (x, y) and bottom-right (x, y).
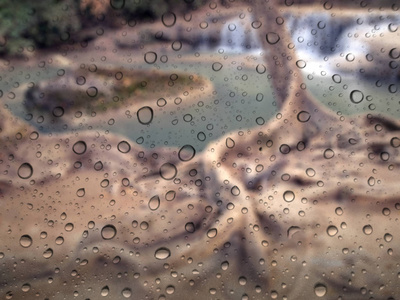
top-left (1, 0), bottom-right (399, 299)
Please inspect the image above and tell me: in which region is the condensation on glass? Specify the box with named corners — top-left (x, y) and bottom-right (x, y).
top-left (0, 0), bottom-right (399, 299)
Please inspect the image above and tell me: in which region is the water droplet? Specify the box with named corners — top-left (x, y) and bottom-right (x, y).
top-left (296, 60), bottom-right (306, 69)
top-left (390, 137), bottom-right (400, 148)
top-left (144, 52), bottom-right (157, 64)
top-left (76, 76), bottom-right (86, 85)
top-left (238, 276), bottom-right (247, 285)
top-left (178, 145), bottom-right (196, 161)
top-left (323, 148), bottom-right (335, 159)
top-left (231, 186), bottom-right (240, 196)
top-left (335, 207), bottom-right (343, 216)
top-left (19, 235), bottom-right (32, 248)
top-left (101, 225), bottom-right (117, 240)
top-left (137, 106), bottom-right (153, 125)
top-left (221, 261), bottom-right (229, 270)
top-left (121, 288), bottom-right (132, 298)
top-left (363, 225), bottom-right (373, 235)
top-left (86, 86), bottom-right (98, 97)
top-left (43, 248), bottom-right (53, 259)
top-left (117, 141), bottom-right (131, 153)
top-left (226, 137), bottom-right (235, 149)
top-left (283, 190), bottom-right (295, 202)
top-left (256, 64), bottom-right (266, 74)
top-left (165, 190), bottom-right (176, 201)
top-left (382, 208), bottom-right (391, 216)
top-left (155, 247), bottom-right (171, 260)
top-left (72, 141), bottom-right (87, 155)
top-left (101, 286), bottom-right (109, 296)
top-left (266, 32), bottom-right (280, 44)
top-left (327, 225), bottom-right (338, 237)
top-left (332, 74), bottom-right (341, 83)
top-left (207, 228), bottom-right (218, 238)
top-left (166, 285), bottom-right (175, 294)
top-left (159, 163), bottom-right (177, 180)
top-left (297, 111), bottom-right (311, 122)
top-left (367, 176), bottom-right (375, 186)
top-left (94, 161), bottom-right (103, 171)
top-left (76, 188), bottom-right (85, 197)
top-left (65, 223), bottom-right (74, 231)
top-left (162, 12), bottom-right (176, 27)
top-left (52, 106), bottom-right (64, 117)
top-left (18, 163), bottom-right (33, 179)
top-left (148, 195), bottom-right (160, 211)
top-left (212, 62), bottom-right (223, 71)
top-left (110, 0), bottom-right (125, 9)
top-left (21, 283), bottom-right (31, 292)
top-left (314, 283), bottom-right (327, 297)
top-left (55, 236), bottom-right (64, 245)
top-left (197, 131), bottom-right (206, 141)
top-left (279, 144), bottom-right (291, 154)
top-left (384, 233), bottom-right (393, 242)
top-left (350, 90), bottom-right (364, 104)
top-left (115, 72), bottom-right (123, 80)
top-left (306, 168), bottom-right (316, 177)
top-left (185, 222), bottom-right (195, 233)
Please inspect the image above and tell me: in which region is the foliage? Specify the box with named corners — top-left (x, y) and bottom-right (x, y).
top-left (0, 0), bottom-right (81, 56)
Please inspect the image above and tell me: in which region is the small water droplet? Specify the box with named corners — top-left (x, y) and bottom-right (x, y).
top-left (86, 86), bottom-right (98, 97)
top-left (363, 225), bottom-right (373, 235)
top-left (283, 190), bottom-right (295, 202)
top-left (18, 163), bottom-right (33, 179)
top-left (160, 163), bottom-right (177, 180)
top-left (144, 52), bottom-right (157, 64)
top-left (314, 283), bottom-right (327, 297)
top-left (148, 195), bottom-right (160, 211)
top-left (101, 286), bottom-right (109, 296)
top-left (185, 222), bottom-right (195, 233)
top-left (121, 288), bottom-right (132, 298)
top-left (76, 188), bottom-right (85, 197)
top-left (162, 12), bottom-right (176, 27)
top-left (323, 148), bottom-right (335, 159)
top-left (297, 111), bottom-right (311, 122)
top-left (155, 247), bottom-right (171, 260)
top-left (101, 225), bottom-right (117, 240)
top-left (137, 106), bottom-right (153, 125)
top-left (306, 168), bottom-right (316, 177)
top-left (178, 145), bottom-right (196, 161)
top-left (350, 90), bottom-right (364, 104)
top-left (212, 62), bottom-right (223, 71)
top-left (390, 137), bottom-right (400, 148)
top-left (367, 176), bottom-right (375, 186)
top-left (231, 186), bottom-right (240, 196)
top-left (266, 32), bottom-right (280, 44)
top-left (73, 141), bottom-right (87, 155)
top-left (94, 161), bottom-right (103, 171)
top-left (327, 225), bottom-right (338, 237)
top-left (221, 261), bottom-right (229, 270)
top-left (226, 137), bottom-right (235, 148)
top-left (19, 235), bottom-right (33, 248)
top-left (42, 248), bottom-right (53, 259)
top-left (207, 228), bottom-right (217, 238)
top-left (117, 141), bottom-right (131, 153)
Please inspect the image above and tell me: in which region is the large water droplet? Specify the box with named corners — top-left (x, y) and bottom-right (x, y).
top-left (283, 190), bottom-right (295, 202)
top-left (137, 106), bottom-right (153, 125)
top-left (314, 283), bottom-right (327, 297)
top-left (18, 163), bottom-right (33, 179)
top-left (207, 228), bottom-right (217, 238)
top-left (323, 148), bottom-right (335, 159)
top-left (266, 32), bottom-right (280, 44)
top-left (178, 145), bottom-right (196, 161)
top-left (43, 248), bottom-right (53, 259)
top-left (297, 111), bottom-right (311, 122)
top-left (86, 86), bottom-right (98, 97)
top-left (117, 141), bottom-right (131, 153)
top-left (162, 12), bottom-right (176, 27)
top-left (367, 176), bottom-right (375, 186)
top-left (226, 137), bottom-right (235, 149)
top-left (144, 52), bottom-right (157, 64)
top-left (73, 141), bottom-right (87, 155)
top-left (350, 90), bottom-right (364, 104)
top-left (121, 288), bottom-right (132, 298)
top-left (363, 225), bottom-right (373, 235)
top-left (155, 247), bottom-right (171, 260)
top-left (159, 163), bottom-right (177, 180)
top-left (101, 225), bottom-right (117, 240)
top-left (231, 186), bottom-right (240, 196)
top-left (101, 286), bottom-right (109, 296)
top-left (185, 222), bottom-right (195, 233)
top-left (212, 62), bottom-right (223, 71)
top-left (19, 235), bottom-right (33, 248)
top-left (148, 195), bottom-right (160, 211)
top-left (326, 225), bottom-right (338, 237)
top-left (390, 137), bottom-right (400, 148)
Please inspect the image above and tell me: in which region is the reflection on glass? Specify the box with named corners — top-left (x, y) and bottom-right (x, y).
top-left (0, 0), bottom-right (399, 299)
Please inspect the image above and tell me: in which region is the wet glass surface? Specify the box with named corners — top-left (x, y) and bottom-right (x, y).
top-left (0, 0), bottom-right (400, 299)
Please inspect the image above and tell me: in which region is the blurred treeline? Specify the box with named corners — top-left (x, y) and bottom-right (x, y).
top-left (1, 0), bottom-right (397, 57)
top-left (0, 0), bottom-right (207, 56)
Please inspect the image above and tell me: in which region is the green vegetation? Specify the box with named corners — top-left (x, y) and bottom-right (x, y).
top-left (0, 0), bottom-right (207, 56)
